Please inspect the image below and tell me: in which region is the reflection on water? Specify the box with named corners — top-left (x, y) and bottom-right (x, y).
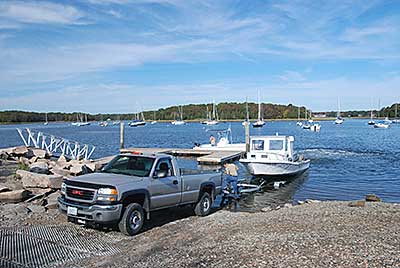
top-left (238, 172), bottom-right (309, 212)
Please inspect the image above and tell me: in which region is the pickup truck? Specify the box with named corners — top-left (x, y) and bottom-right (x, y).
top-left (58, 153), bottom-right (222, 235)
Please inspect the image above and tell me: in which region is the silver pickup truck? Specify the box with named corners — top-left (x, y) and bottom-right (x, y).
top-left (58, 153), bottom-right (222, 235)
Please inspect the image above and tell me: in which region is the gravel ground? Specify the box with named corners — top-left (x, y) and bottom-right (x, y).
top-left (73, 201), bottom-right (400, 268)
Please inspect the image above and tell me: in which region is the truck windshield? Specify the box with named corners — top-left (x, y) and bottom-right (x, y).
top-left (102, 155), bottom-right (155, 177)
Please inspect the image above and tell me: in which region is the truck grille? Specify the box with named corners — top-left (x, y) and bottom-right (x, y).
top-left (66, 187), bottom-right (95, 201)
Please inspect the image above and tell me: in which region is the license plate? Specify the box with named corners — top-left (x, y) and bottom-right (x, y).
top-left (77, 219), bottom-right (86, 225)
top-left (67, 206), bottom-right (78, 216)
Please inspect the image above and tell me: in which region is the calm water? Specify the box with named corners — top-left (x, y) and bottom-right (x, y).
top-left (1, 120), bottom-right (399, 207)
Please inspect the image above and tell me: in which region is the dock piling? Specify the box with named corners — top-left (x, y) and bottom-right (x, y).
top-left (245, 121), bottom-right (250, 153)
top-left (120, 122), bottom-right (125, 149)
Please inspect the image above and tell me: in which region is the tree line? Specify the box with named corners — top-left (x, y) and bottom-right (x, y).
top-left (0, 102), bottom-right (398, 123)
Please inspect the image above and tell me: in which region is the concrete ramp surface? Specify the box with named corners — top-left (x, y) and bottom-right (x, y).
top-left (0, 225), bottom-right (121, 268)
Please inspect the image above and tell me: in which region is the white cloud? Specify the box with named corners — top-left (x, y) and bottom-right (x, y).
top-left (0, 1), bottom-right (84, 25)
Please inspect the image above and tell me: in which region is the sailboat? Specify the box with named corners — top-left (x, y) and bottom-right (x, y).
top-left (129, 111), bottom-right (146, 127)
top-left (205, 101), bottom-right (219, 125)
top-left (151, 111), bottom-right (157, 124)
top-left (44, 112), bottom-right (48, 126)
top-left (296, 107), bottom-right (303, 126)
top-left (334, 98), bottom-right (344, 124)
top-left (252, 91), bottom-right (266, 128)
top-left (308, 110), bottom-right (313, 123)
top-left (171, 106), bottom-right (185, 125)
top-left (72, 113), bottom-right (90, 126)
top-left (368, 106), bottom-right (375, 125)
top-left (242, 98), bottom-right (250, 126)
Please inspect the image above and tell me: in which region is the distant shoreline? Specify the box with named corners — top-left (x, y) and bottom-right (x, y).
top-left (0, 117), bottom-right (383, 125)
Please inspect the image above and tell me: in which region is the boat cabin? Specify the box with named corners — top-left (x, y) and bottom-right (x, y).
top-left (248, 135), bottom-right (295, 161)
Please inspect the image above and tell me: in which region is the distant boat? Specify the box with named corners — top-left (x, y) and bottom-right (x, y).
top-left (310, 123), bottom-right (321, 132)
top-left (44, 112), bottom-right (48, 126)
top-left (171, 105), bottom-right (185, 125)
top-left (129, 111), bottom-right (146, 127)
top-left (72, 113), bottom-right (90, 126)
top-left (151, 111), bottom-right (157, 124)
top-left (374, 122), bottom-right (390, 129)
top-left (296, 107), bottom-right (302, 126)
top-left (242, 98), bottom-right (250, 126)
top-left (252, 90), bottom-right (265, 128)
top-left (384, 116), bottom-right (393, 124)
top-left (368, 107), bottom-right (375, 125)
top-left (203, 101), bottom-right (219, 125)
top-left (334, 98), bottom-right (344, 124)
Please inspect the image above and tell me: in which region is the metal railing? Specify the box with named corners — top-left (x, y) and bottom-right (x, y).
top-left (16, 128), bottom-right (95, 160)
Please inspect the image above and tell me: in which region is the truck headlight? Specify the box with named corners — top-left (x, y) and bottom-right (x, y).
top-left (61, 182), bottom-right (67, 195)
top-left (97, 188), bottom-right (118, 202)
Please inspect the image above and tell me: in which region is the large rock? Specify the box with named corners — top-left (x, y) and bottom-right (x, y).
top-left (50, 166), bottom-right (72, 177)
top-left (13, 146), bottom-right (29, 156)
top-left (31, 148), bottom-right (47, 159)
top-left (29, 162), bottom-right (49, 174)
top-left (348, 200), bottom-right (365, 207)
top-left (0, 189), bottom-right (30, 202)
top-left (365, 194), bottom-right (381, 202)
top-left (18, 157), bottom-right (30, 167)
top-left (0, 151), bottom-right (9, 160)
top-left (45, 191), bottom-right (60, 209)
top-left (16, 170), bottom-right (63, 189)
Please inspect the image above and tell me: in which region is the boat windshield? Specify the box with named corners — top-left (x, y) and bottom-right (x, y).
top-left (251, 140), bottom-right (265, 150)
top-left (102, 155), bottom-right (155, 177)
top-left (269, 140), bottom-right (284, 151)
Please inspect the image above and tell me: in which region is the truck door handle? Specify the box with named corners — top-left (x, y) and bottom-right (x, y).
top-left (173, 180), bottom-right (179, 185)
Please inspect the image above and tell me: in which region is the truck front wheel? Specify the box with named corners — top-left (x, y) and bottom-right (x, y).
top-left (118, 203), bottom-right (144, 236)
top-left (194, 192), bottom-right (212, 216)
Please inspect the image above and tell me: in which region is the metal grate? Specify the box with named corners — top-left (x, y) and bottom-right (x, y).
top-left (0, 225), bottom-right (121, 268)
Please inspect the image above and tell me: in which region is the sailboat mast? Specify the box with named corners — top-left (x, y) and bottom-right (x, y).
top-left (298, 107), bottom-right (300, 121)
top-left (337, 98), bottom-right (341, 118)
top-left (245, 97), bottom-right (249, 121)
top-left (257, 90), bottom-right (261, 121)
top-left (212, 101), bottom-right (216, 120)
top-left (395, 103), bottom-right (398, 119)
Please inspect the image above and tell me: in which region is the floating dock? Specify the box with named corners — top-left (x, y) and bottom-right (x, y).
top-left (120, 147), bottom-right (244, 164)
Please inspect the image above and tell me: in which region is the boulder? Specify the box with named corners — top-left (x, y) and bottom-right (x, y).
top-left (18, 157), bottom-right (30, 167)
top-left (31, 148), bottom-right (47, 159)
top-left (365, 194), bottom-right (381, 202)
top-left (29, 156), bottom-right (39, 164)
top-left (29, 162), bottom-right (49, 174)
top-left (13, 146), bottom-right (29, 156)
top-left (70, 164), bottom-right (84, 175)
top-left (45, 191), bottom-right (60, 209)
top-left (57, 155), bottom-right (71, 169)
top-left (16, 170), bottom-right (63, 189)
top-left (348, 200), bottom-right (365, 207)
top-left (0, 151), bottom-right (9, 160)
top-left (50, 166), bottom-right (72, 177)
top-left (0, 189), bottom-right (30, 202)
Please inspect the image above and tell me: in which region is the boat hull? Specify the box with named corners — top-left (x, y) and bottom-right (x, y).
top-left (241, 160), bottom-right (310, 176)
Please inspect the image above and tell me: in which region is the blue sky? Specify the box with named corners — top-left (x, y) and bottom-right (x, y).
top-left (0, 0), bottom-right (399, 113)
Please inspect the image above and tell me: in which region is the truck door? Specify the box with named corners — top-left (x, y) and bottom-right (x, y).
top-left (149, 157), bottom-right (181, 208)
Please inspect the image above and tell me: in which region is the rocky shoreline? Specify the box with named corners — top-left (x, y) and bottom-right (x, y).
top-left (1, 146), bottom-right (399, 268)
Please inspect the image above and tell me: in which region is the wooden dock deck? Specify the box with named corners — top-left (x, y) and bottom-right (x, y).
top-left (120, 147), bottom-right (244, 164)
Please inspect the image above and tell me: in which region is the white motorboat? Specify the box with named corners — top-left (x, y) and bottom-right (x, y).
top-left (252, 90), bottom-right (265, 128)
top-left (240, 135), bottom-right (310, 176)
top-left (374, 122), bottom-right (390, 129)
top-left (193, 127), bottom-right (245, 151)
top-left (310, 123), bottom-right (321, 132)
top-left (302, 123), bottom-right (311, 129)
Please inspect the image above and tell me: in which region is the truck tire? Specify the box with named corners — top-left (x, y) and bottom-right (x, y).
top-left (118, 203), bottom-right (144, 236)
top-left (194, 192), bottom-right (212, 216)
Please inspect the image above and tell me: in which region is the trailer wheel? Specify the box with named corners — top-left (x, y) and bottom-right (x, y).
top-left (118, 203), bottom-right (144, 236)
top-left (194, 192), bottom-right (212, 216)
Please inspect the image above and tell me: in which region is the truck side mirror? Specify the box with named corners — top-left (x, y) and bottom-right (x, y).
top-left (154, 170), bottom-right (167, 179)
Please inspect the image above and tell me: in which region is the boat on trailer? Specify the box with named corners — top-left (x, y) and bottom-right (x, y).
top-left (240, 135), bottom-right (310, 176)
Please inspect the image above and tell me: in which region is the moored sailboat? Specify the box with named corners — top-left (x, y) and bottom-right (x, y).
top-left (252, 90), bottom-right (265, 128)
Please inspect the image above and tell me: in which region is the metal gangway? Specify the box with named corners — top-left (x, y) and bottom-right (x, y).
top-left (16, 128), bottom-right (96, 160)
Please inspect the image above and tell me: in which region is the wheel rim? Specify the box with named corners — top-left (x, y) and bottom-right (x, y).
top-left (203, 197), bottom-right (210, 212)
top-left (129, 211), bottom-right (142, 230)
